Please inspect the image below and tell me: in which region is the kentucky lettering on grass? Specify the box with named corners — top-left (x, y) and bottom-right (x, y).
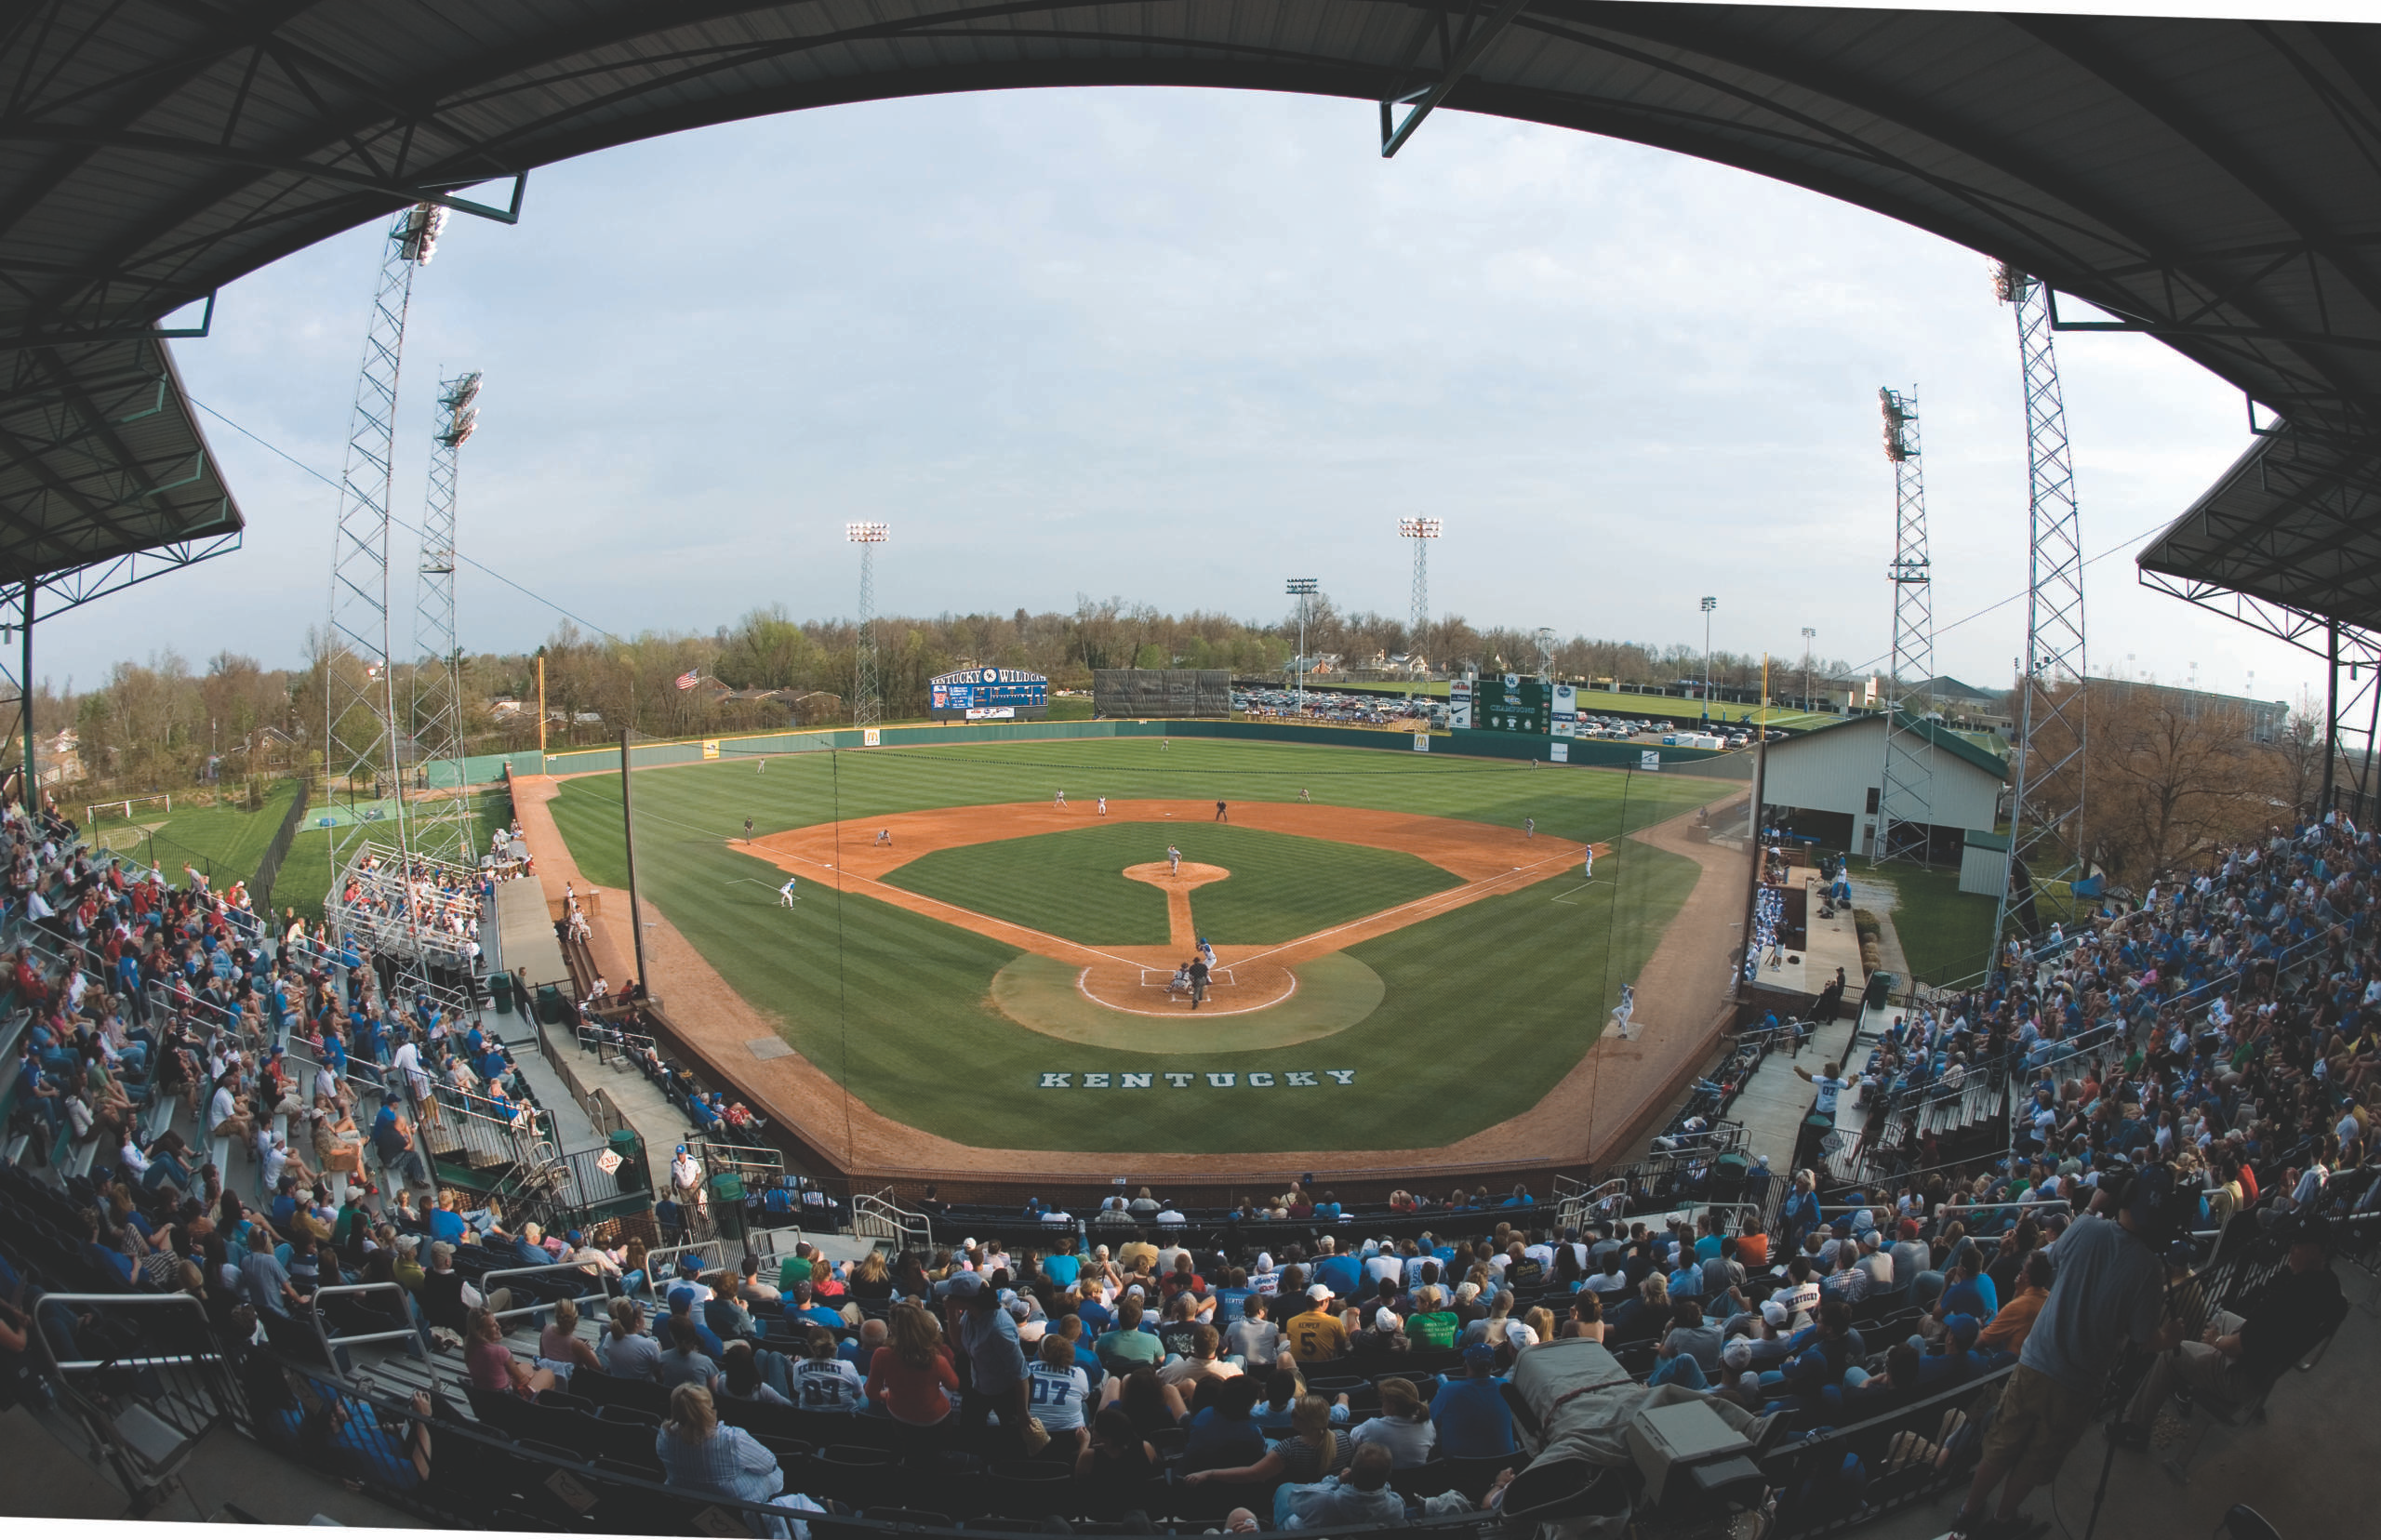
top-left (1039, 1069), bottom-right (1356, 1089)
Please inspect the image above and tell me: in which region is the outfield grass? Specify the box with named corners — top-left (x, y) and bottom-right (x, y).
top-left (884, 824), bottom-right (1463, 947)
top-left (548, 737), bottom-right (1722, 1151)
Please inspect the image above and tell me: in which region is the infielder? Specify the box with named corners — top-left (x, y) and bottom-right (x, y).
top-left (1583, 847), bottom-right (1594, 880)
top-left (874, 829), bottom-right (892, 847)
top-left (1166, 845), bottom-right (1182, 876)
top-left (778, 877), bottom-right (799, 908)
top-left (1097, 796), bottom-right (1108, 816)
top-left (1054, 789), bottom-right (1068, 809)
top-left (742, 817), bottom-right (754, 842)
top-left (1524, 817), bottom-right (1536, 839)
top-left (1299, 788), bottom-right (1310, 803)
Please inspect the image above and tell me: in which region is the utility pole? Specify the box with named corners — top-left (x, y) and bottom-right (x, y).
top-left (619, 730), bottom-right (649, 993)
top-left (1287, 578), bottom-right (1318, 717)
top-left (1801, 627), bottom-right (1816, 709)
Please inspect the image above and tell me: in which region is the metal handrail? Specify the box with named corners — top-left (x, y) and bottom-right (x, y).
top-left (479, 1256), bottom-right (617, 1327)
top-left (312, 1280), bottom-right (426, 1358)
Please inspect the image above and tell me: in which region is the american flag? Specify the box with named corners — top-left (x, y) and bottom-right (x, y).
top-left (674, 668), bottom-right (701, 691)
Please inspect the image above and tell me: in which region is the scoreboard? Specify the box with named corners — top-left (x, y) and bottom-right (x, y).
top-left (930, 667), bottom-right (1049, 722)
top-left (1452, 674), bottom-right (1552, 735)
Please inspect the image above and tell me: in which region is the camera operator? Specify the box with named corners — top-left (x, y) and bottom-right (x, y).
top-left (2110, 1213), bottom-right (2345, 1444)
top-left (1950, 1162), bottom-right (2188, 1540)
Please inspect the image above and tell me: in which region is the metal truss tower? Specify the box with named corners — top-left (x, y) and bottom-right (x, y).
top-left (1400, 517), bottom-right (1440, 670)
top-left (326, 204), bottom-right (445, 885)
top-left (1994, 264), bottom-right (2089, 940)
top-left (1875, 386), bottom-right (1935, 866)
top-left (847, 523), bottom-right (886, 728)
top-left (408, 369), bottom-right (481, 865)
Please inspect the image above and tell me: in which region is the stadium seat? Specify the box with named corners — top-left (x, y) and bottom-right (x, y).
top-left (979, 1459), bottom-right (1074, 1520)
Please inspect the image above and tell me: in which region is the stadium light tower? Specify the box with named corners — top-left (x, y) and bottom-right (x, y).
top-left (1399, 518), bottom-right (1441, 674)
top-left (1877, 385), bottom-right (1935, 868)
top-left (1288, 578), bottom-right (1319, 717)
top-left (1699, 597), bottom-right (1717, 723)
top-left (847, 523), bottom-right (887, 729)
top-left (1992, 262), bottom-right (2089, 941)
top-left (409, 368), bottom-right (481, 865)
top-left (1801, 627), bottom-right (1816, 709)
top-left (326, 201), bottom-right (445, 889)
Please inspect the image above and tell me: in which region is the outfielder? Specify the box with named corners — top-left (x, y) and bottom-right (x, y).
top-left (1166, 845), bottom-right (1182, 876)
top-left (778, 878), bottom-right (799, 908)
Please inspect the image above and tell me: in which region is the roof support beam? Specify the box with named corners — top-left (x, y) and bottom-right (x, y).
top-left (1381, 0), bottom-right (1530, 158)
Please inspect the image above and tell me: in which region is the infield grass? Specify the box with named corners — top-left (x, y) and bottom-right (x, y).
top-left (883, 823), bottom-right (1463, 947)
top-left (548, 736), bottom-right (1725, 1151)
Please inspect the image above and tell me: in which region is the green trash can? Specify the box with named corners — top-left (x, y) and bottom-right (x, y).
top-left (712, 1173), bottom-right (747, 1241)
top-left (536, 983), bottom-right (565, 1024)
top-left (1863, 970), bottom-right (1896, 1011)
top-left (609, 1128), bottom-right (645, 1195)
top-left (489, 972), bottom-right (512, 1014)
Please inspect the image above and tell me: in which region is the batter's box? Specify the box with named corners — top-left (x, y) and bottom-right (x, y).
top-left (1139, 967), bottom-right (1238, 988)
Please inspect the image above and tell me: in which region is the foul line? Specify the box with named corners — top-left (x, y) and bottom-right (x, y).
top-left (1549, 879), bottom-right (1602, 905)
top-left (1230, 845), bottom-right (1591, 966)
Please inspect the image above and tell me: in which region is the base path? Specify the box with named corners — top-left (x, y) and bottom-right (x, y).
top-left (749, 801), bottom-right (1589, 1027)
top-left (512, 777), bottom-right (1745, 1181)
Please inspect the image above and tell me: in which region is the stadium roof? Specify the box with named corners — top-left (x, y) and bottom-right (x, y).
top-left (4, 4), bottom-right (2378, 616)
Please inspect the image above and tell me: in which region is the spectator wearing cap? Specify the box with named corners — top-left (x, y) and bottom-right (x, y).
top-left (1914, 1314), bottom-right (1990, 1389)
top-left (2112, 1215), bottom-right (2347, 1444)
top-left (1285, 1282), bottom-right (1350, 1363)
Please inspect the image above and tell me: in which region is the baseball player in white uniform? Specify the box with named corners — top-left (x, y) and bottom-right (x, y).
top-left (1524, 817), bottom-right (1536, 839)
top-left (1166, 845), bottom-right (1182, 876)
top-left (1583, 847), bottom-right (1594, 880)
top-left (1097, 796), bottom-right (1107, 816)
top-left (1610, 982), bottom-right (1638, 1040)
top-left (778, 878), bottom-right (799, 908)
top-left (874, 829), bottom-right (892, 847)
top-left (1054, 789), bottom-right (1067, 809)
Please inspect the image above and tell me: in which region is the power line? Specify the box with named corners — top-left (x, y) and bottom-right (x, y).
top-left (185, 392), bottom-right (625, 644)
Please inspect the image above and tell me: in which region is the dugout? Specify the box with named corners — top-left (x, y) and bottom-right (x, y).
top-left (1093, 668), bottom-right (1230, 718)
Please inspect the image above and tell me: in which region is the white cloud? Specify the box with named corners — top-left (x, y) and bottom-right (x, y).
top-left (23, 85), bottom-right (2301, 713)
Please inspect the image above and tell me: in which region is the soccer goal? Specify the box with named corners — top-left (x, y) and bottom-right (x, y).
top-left (86, 793), bottom-right (170, 828)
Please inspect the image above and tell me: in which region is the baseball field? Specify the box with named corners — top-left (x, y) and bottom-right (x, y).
top-left (539, 735), bottom-right (1744, 1160)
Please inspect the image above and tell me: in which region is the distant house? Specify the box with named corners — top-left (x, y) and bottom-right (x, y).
top-left (488, 697), bottom-right (525, 722)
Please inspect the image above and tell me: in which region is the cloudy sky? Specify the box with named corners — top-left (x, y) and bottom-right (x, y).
top-left (59, 83), bottom-right (2317, 709)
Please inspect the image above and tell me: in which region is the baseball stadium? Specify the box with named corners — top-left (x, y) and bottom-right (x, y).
top-left (1, 6), bottom-right (2376, 1538)
top-left (525, 727), bottom-right (1752, 1171)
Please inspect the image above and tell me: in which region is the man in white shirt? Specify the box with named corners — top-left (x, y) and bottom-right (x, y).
top-left (390, 1037), bottom-right (430, 1103)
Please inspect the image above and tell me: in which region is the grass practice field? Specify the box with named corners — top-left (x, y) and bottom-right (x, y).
top-left (547, 737), bottom-right (1727, 1154)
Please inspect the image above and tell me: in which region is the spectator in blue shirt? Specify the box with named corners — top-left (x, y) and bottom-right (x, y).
top-left (1430, 1344), bottom-right (1516, 1457)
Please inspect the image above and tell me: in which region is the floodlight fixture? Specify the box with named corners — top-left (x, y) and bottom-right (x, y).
top-left (1286, 578), bottom-right (1319, 595)
top-left (846, 522), bottom-right (889, 543)
top-left (1399, 518), bottom-right (1443, 539)
top-left (398, 203), bottom-right (448, 265)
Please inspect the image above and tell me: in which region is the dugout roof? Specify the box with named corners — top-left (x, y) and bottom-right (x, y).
top-left (5, 3), bottom-right (2379, 614)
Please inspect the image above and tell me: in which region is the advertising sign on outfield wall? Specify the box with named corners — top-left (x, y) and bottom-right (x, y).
top-left (1550, 741), bottom-right (1569, 763)
top-left (1413, 733), bottom-right (1430, 752)
top-left (701, 740), bottom-right (720, 759)
top-left (1447, 676), bottom-right (1473, 729)
top-left (1641, 749), bottom-right (1661, 771)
